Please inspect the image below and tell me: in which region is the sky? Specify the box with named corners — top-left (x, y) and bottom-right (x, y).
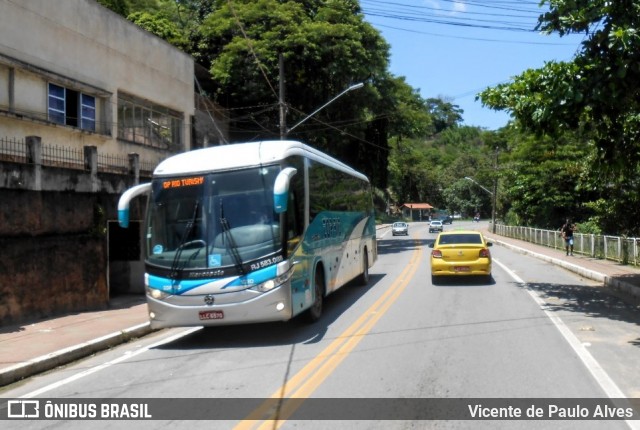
top-left (360, 0), bottom-right (587, 130)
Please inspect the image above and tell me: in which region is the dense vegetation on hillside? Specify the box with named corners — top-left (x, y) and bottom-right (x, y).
top-left (479, 0), bottom-right (640, 235)
top-left (98, 0), bottom-right (640, 236)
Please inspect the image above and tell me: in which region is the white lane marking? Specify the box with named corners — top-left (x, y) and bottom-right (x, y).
top-left (21, 327), bottom-right (202, 398)
top-left (494, 258), bottom-right (638, 430)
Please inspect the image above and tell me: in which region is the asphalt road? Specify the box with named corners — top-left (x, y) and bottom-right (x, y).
top-left (3, 221), bottom-right (640, 430)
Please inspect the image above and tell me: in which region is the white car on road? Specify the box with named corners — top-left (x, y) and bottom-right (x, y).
top-left (429, 220), bottom-right (443, 233)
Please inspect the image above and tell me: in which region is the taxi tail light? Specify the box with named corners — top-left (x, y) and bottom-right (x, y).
top-left (479, 248), bottom-right (491, 258)
top-left (431, 250), bottom-right (442, 258)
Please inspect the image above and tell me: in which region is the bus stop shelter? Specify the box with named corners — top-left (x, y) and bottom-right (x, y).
top-left (401, 203), bottom-right (434, 221)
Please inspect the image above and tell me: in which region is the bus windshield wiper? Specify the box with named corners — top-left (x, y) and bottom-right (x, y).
top-left (170, 200), bottom-right (200, 279)
top-left (220, 201), bottom-right (245, 275)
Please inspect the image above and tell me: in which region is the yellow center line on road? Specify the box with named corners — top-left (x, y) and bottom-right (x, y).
top-left (234, 237), bottom-right (424, 430)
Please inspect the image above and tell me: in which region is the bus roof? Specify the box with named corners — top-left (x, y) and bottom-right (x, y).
top-left (153, 140), bottom-right (369, 182)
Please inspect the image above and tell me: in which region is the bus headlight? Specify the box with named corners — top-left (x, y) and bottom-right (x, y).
top-left (260, 280), bottom-right (276, 292)
top-left (147, 286), bottom-right (170, 300)
top-left (252, 269), bottom-right (292, 293)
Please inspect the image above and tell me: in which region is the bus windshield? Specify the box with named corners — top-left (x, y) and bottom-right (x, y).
top-left (145, 165), bottom-right (282, 275)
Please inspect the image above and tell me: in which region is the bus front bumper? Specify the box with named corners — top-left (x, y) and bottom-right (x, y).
top-left (146, 285), bottom-right (293, 329)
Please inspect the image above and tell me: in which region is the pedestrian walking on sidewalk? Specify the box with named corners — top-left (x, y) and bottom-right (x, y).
top-left (560, 218), bottom-right (577, 256)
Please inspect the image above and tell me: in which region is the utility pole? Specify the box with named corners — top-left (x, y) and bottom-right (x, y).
top-left (491, 148), bottom-right (498, 234)
top-left (279, 53), bottom-right (286, 140)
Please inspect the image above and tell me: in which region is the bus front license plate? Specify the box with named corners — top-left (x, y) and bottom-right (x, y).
top-left (199, 310), bottom-right (224, 320)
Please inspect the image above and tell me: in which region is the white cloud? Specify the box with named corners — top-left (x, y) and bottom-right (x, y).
top-left (424, 0), bottom-right (467, 15)
top-left (453, 1), bottom-right (467, 13)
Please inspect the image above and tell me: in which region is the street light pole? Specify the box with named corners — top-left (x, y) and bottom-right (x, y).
top-left (464, 177), bottom-right (493, 196)
top-left (464, 176), bottom-right (497, 233)
top-left (284, 82), bottom-right (364, 137)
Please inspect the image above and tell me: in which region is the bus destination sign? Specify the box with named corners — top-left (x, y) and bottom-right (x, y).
top-left (162, 176), bottom-right (204, 189)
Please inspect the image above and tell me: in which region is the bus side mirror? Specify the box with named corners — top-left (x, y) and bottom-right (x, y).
top-left (273, 167), bottom-right (297, 214)
top-left (118, 183), bottom-right (151, 227)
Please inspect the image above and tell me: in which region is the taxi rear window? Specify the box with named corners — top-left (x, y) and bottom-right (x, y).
top-left (439, 234), bottom-right (482, 245)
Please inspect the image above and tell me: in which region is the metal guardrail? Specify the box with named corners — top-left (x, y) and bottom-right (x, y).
top-left (494, 224), bottom-right (640, 267)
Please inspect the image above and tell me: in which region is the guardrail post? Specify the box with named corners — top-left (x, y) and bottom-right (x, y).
top-left (577, 233), bottom-right (581, 255)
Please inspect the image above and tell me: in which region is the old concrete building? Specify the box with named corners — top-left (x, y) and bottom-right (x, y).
top-left (0, 0), bottom-right (195, 164)
top-left (0, 0), bottom-right (228, 325)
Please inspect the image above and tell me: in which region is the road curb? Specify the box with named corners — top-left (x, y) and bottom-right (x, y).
top-left (0, 322), bottom-right (154, 388)
top-left (605, 276), bottom-right (640, 300)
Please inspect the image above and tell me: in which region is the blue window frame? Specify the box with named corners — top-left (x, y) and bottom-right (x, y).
top-left (81, 94), bottom-right (96, 132)
top-left (48, 83), bottom-right (96, 132)
top-left (48, 83), bottom-right (66, 125)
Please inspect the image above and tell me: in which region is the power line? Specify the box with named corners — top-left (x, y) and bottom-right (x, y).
top-left (370, 22), bottom-right (576, 45)
top-left (360, 0), bottom-right (548, 34)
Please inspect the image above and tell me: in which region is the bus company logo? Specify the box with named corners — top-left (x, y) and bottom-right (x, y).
top-left (8, 400), bottom-right (40, 418)
top-left (188, 269), bottom-right (224, 278)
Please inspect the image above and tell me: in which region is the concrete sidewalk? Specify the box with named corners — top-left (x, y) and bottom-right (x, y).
top-left (1, 229), bottom-right (639, 388)
top-left (0, 295), bottom-right (154, 387)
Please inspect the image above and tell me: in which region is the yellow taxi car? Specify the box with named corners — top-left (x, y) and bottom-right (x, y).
top-left (429, 230), bottom-right (493, 284)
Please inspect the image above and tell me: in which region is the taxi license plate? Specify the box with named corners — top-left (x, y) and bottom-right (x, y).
top-left (199, 310), bottom-right (224, 320)
top-left (454, 266), bottom-right (470, 272)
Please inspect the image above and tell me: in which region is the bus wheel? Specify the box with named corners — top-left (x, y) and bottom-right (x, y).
top-left (307, 269), bottom-right (324, 323)
top-left (356, 250), bottom-right (369, 286)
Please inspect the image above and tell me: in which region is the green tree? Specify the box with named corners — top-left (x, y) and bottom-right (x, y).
top-left (444, 179), bottom-right (485, 219)
top-left (97, 0), bottom-right (130, 16)
top-left (128, 11), bottom-right (190, 50)
top-left (478, 1), bottom-right (640, 234)
top-left (383, 76), bottom-right (434, 144)
top-left (117, 0), bottom-right (485, 197)
top-left (386, 124), bottom-right (498, 215)
top-left (479, 0), bottom-right (640, 173)
top-left (498, 131), bottom-right (589, 228)
top-left (426, 97), bottom-right (463, 135)
top-left (120, 0), bottom-right (217, 61)
top-left (197, 0), bottom-right (392, 187)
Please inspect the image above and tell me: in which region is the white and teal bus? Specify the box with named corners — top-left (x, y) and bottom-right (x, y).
top-left (118, 140), bottom-right (377, 329)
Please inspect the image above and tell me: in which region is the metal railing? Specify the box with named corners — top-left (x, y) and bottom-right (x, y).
top-left (42, 144), bottom-right (85, 170)
top-left (0, 136), bottom-right (160, 175)
top-left (494, 224), bottom-right (640, 267)
top-left (0, 136), bottom-right (28, 163)
top-left (96, 152), bottom-right (131, 175)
